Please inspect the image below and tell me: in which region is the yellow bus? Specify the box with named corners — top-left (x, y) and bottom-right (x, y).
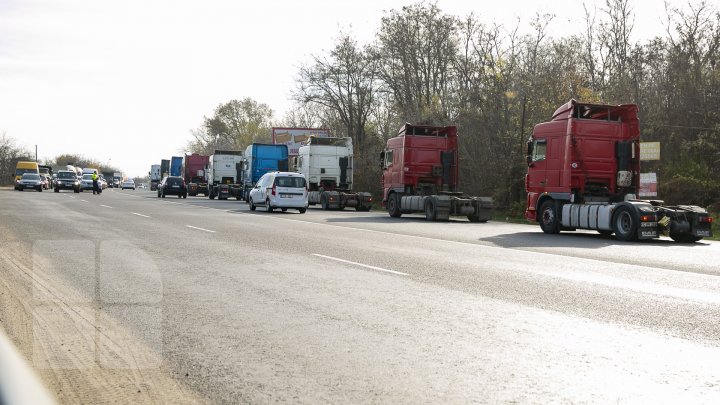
top-left (15, 161), bottom-right (39, 182)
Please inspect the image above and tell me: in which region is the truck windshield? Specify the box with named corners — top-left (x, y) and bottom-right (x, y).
top-left (15, 168), bottom-right (36, 176)
top-left (308, 137), bottom-right (349, 147)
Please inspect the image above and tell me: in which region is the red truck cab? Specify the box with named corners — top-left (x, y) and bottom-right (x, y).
top-left (525, 99), bottom-right (712, 242)
top-left (381, 123), bottom-right (492, 222)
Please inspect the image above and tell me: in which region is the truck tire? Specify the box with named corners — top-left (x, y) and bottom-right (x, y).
top-left (249, 197), bottom-right (256, 211)
top-left (669, 233), bottom-right (701, 243)
top-left (539, 200), bottom-right (560, 234)
top-left (387, 193), bottom-right (402, 218)
top-left (425, 198), bottom-right (437, 221)
top-left (612, 206), bottom-right (638, 241)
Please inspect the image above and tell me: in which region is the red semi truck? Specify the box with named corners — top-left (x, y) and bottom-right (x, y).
top-left (380, 123), bottom-right (493, 222)
top-left (183, 153), bottom-right (209, 196)
top-left (525, 99), bottom-right (713, 242)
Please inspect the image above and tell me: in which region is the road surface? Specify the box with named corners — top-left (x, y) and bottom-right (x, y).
top-left (1, 187), bottom-right (719, 404)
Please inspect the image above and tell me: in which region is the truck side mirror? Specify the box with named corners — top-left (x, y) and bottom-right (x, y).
top-left (379, 151), bottom-right (386, 170)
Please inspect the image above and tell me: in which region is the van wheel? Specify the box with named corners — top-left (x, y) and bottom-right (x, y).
top-left (249, 198), bottom-right (256, 211)
top-left (539, 200), bottom-right (560, 234)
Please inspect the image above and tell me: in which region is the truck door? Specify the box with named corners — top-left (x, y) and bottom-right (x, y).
top-left (526, 138), bottom-right (548, 190)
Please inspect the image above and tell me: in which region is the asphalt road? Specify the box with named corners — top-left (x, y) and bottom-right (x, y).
top-left (1, 187), bottom-right (719, 404)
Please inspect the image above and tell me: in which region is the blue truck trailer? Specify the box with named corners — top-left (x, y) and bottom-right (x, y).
top-left (170, 156), bottom-right (183, 177)
top-left (240, 144), bottom-right (289, 201)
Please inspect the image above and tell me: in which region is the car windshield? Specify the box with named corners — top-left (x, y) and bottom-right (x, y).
top-left (274, 176), bottom-right (306, 188)
top-left (21, 173), bottom-right (40, 180)
top-left (83, 174), bottom-right (93, 180)
top-left (57, 172), bottom-right (75, 179)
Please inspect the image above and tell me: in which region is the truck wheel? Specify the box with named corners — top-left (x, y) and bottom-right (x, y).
top-left (612, 206), bottom-right (638, 241)
top-left (387, 193), bottom-right (402, 218)
top-left (425, 199), bottom-right (437, 221)
top-left (539, 200), bottom-right (560, 234)
top-left (249, 198), bottom-right (256, 211)
top-left (669, 233), bottom-right (701, 243)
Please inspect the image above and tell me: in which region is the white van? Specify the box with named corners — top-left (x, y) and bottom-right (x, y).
top-left (248, 172), bottom-right (307, 213)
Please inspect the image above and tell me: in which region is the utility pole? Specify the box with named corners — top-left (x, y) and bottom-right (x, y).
top-left (35, 145), bottom-right (38, 162)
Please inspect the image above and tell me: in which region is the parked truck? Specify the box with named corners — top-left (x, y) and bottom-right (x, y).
top-left (160, 159), bottom-right (170, 179)
top-left (296, 136), bottom-right (372, 211)
top-left (380, 123), bottom-right (493, 222)
top-left (184, 153), bottom-right (209, 196)
top-left (525, 99), bottom-right (713, 242)
top-left (170, 156), bottom-right (183, 177)
top-left (149, 165), bottom-right (161, 190)
top-left (240, 143), bottom-right (289, 201)
top-left (207, 150), bottom-right (244, 200)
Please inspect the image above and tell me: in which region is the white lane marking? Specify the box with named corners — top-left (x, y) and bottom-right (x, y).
top-left (185, 225), bottom-right (216, 233)
top-left (80, 199), bottom-right (88, 202)
top-left (312, 253), bottom-right (408, 276)
top-left (68, 196), bottom-right (76, 199)
top-left (100, 205), bottom-right (113, 209)
top-left (131, 212), bottom-right (151, 218)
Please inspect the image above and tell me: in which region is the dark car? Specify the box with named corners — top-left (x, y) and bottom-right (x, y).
top-left (53, 170), bottom-right (81, 193)
top-left (157, 176), bottom-right (187, 198)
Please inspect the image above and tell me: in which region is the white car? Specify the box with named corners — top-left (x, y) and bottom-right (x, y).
top-left (248, 172), bottom-right (307, 213)
top-left (121, 180), bottom-right (136, 190)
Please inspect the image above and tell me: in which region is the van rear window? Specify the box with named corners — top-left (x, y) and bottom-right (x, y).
top-left (275, 177), bottom-right (306, 188)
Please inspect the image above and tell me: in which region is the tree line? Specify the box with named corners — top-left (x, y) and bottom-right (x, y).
top-left (192, 0), bottom-right (717, 214)
top-left (0, 132), bottom-right (122, 185)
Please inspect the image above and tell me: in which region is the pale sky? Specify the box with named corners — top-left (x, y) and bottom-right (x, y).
top-left (1, 0), bottom-right (668, 177)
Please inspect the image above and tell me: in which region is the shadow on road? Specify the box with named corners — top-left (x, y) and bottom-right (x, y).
top-left (481, 231), bottom-right (711, 249)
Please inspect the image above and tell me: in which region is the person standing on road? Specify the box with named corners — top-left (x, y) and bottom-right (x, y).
top-left (92, 172), bottom-right (99, 195)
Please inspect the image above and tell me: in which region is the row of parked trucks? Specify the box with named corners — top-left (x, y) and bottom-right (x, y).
top-left (143, 103), bottom-right (712, 243)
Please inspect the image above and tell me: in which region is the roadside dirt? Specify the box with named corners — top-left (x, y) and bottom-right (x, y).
top-left (0, 233), bottom-right (207, 404)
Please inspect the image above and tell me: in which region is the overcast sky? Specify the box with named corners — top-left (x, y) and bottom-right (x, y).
top-left (1, 0), bottom-right (668, 177)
